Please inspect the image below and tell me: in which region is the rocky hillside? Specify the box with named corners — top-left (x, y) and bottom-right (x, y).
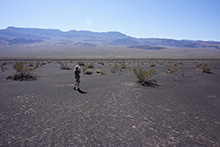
top-left (0, 26), bottom-right (220, 49)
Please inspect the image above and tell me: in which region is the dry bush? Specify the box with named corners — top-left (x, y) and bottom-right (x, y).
top-left (158, 62), bottom-right (164, 65)
top-left (41, 62), bottom-right (47, 66)
top-left (96, 69), bottom-right (105, 75)
top-left (179, 67), bottom-right (186, 77)
top-left (14, 61), bottom-right (24, 73)
top-left (149, 63), bottom-right (155, 67)
top-left (29, 62), bottom-right (34, 67)
top-left (83, 65), bottom-right (89, 74)
top-left (7, 73), bottom-right (39, 81)
top-left (1, 61), bottom-right (8, 72)
top-left (196, 64), bottom-right (211, 73)
top-left (60, 62), bottom-right (71, 70)
top-left (1, 61), bottom-right (7, 67)
top-left (166, 65), bottom-right (186, 80)
top-left (179, 61), bottom-right (183, 65)
top-left (98, 61), bottom-right (105, 65)
top-left (78, 61), bottom-right (85, 66)
top-left (111, 63), bottom-right (118, 73)
top-left (120, 62), bottom-right (127, 69)
top-left (84, 69), bottom-right (93, 75)
top-left (7, 62), bottom-right (39, 81)
top-left (88, 63), bottom-right (94, 68)
top-left (195, 62), bottom-right (202, 67)
top-left (133, 65), bottom-right (158, 87)
top-left (166, 65), bottom-right (178, 81)
top-left (173, 63), bottom-right (178, 66)
top-left (35, 62), bottom-right (41, 68)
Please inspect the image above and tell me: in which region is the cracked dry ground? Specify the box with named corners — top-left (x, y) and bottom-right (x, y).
top-left (0, 62), bottom-right (220, 146)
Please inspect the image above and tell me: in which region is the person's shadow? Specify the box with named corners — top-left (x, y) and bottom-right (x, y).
top-left (78, 88), bottom-right (87, 94)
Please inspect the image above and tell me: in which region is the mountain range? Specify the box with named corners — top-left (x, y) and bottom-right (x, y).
top-left (0, 26), bottom-right (220, 49)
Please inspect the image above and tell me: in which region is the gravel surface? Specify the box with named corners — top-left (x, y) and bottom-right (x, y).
top-left (0, 60), bottom-right (220, 146)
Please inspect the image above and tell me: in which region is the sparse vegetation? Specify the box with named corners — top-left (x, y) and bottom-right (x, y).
top-left (179, 61), bottom-right (183, 65)
top-left (83, 65), bottom-right (89, 73)
top-left (1, 61), bottom-right (7, 67)
top-left (14, 61), bottom-right (25, 73)
top-left (120, 62), bottom-right (127, 69)
top-left (82, 63), bottom-right (94, 74)
top-left (78, 61), bottom-right (85, 66)
top-left (149, 63), bottom-right (155, 67)
top-left (111, 63), bottom-right (119, 73)
top-left (29, 62), bottom-right (34, 67)
top-left (88, 63), bottom-right (94, 68)
top-left (60, 62), bottom-right (71, 70)
top-left (166, 64), bottom-right (186, 80)
top-left (1, 61), bottom-right (8, 72)
top-left (84, 69), bottom-right (93, 75)
top-left (133, 65), bottom-right (157, 87)
top-left (96, 69), bottom-right (105, 75)
top-left (166, 65), bottom-right (178, 81)
top-left (195, 62), bottom-right (202, 67)
top-left (7, 61), bottom-right (39, 81)
top-left (98, 61), bottom-right (105, 65)
top-left (179, 67), bottom-right (186, 77)
top-left (196, 63), bottom-right (211, 73)
top-left (35, 62), bottom-right (41, 68)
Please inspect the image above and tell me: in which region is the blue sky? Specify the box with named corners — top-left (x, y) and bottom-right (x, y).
top-left (0, 0), bottom-right (220, 41)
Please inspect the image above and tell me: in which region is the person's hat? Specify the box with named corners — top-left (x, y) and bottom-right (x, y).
top-left (75, 65), bottom-right (81, 69)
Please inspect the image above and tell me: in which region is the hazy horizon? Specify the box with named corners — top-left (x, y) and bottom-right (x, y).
top-left (1, 0), bottom-right (220, 41)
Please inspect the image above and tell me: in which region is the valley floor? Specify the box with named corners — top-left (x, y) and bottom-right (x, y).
top-left (0, 59), bottom-right (220, 146)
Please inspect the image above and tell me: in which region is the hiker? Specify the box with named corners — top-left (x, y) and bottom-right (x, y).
top-left (74, 65), bottom-right (81, 90)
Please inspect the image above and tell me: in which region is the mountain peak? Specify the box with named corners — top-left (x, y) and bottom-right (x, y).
top-left (0, 26), bottom-right (220, 49)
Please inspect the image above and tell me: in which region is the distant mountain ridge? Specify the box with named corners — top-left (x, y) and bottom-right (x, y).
top-left (0, 26), bottom-right (220, 49)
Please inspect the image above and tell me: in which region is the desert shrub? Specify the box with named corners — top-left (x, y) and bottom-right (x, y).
top-left (35, 62), bottom-right (41, 68)
top-left (14, 62), bottom-right (25, 73)
top-left (7, 73), bottom-right (38, 81)
top-left (166, 65), bottom-right (178, 81)
top-left (1, 61), bottom-right (8, 72)
top-left (1, 61), bottom-right (7, 67)
top-left (166, 65), bottom-right (186, 80)
top-left (7, 62), bottom-right (39, 81)
top-left (179, 61), bottom-right (183, 65)
top-left (83, 65), bottom-right (89, 73)
top-left (196, 64), bottom-right (211, 73)
top-left (98, 61), bottom-right (104, 65)
top-left (201, 64), bottom-right (211, 73)
top-left (78, 61), bottom-right (85, 66)
top-left (60, 62), bottom-right (71, 70)
top-left (158, 62), bottom-right (164, 65)
top-left (1, 66), bottom-right (7, 72)
top-left (195, 63), bottom-right (201, 67)
top-left (88, 63), bottom-right (94, 68)
top-left (172, 63), bottom-right (177, 66)
top-left (120, 62), bottom-right (126, 69)
top-left (29, 62), bottom-right (34, 67)
top-left (111, 63), bottom-right (118, 73)
top-left (41, 62), bottom-right (47, 66)
top-left (149, 63), bottom-right (155, 67)
top-left (84, 69), bottom-right (93, 75)
top-left (114, 63), bottom-right (118, 69)
top-left (111, 66), bottom-right (116, 73)
top-left (96, 69), bottom-right (105, 75)
top-left (133, 66), bottom-right (157, 87)
top-left (179, 67), bottom-right (186, 77)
